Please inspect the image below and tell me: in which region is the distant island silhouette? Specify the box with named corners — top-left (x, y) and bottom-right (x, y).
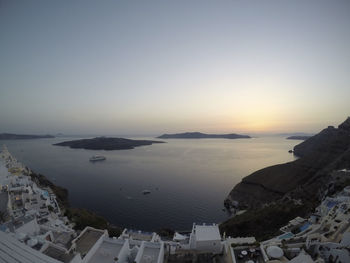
top-left (0, 133), bottom-right (55, 140)
top-left (286, 135), bottom-right (312, 140)
top-left (157, 132), bottom-right (251, 139)
top-left (53, 137), bottom-right (165, 150)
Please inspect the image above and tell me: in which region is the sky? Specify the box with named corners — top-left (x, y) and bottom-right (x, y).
top-left (0, 0), bottom-right (349, 136)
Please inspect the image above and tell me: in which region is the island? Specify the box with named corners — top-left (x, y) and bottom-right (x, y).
top-left (286, 135), bottom-right (312, 140)
top-left (157, 132), bottom-right (251, 139)
top-left (53, 137), bottom-right (165, 150)
top-left (0, 133), bottom-right (55, 140)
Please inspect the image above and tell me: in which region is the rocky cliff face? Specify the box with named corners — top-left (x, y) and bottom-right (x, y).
top-left (225, 117), bottom-right (350, 210)
top-left (338, 117), bottom-right (350, 131)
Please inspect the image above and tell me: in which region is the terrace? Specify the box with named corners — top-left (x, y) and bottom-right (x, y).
top-left (167, 250), bottom-right (221, 263)
top-left (53, 231), bottom-right (74, 249)
top-left (232, 247), bottom-right (265, 263)
top-left (43, 244), bottom-right (75, 263)
top-left (74, 228), bottom-right (105, 257)
top-left (140, 243), bottom-right (162, 263)
top-left (87, 239), bottom-right (125, 263)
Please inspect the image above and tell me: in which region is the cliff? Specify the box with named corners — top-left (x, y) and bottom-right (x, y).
top-left (221, 117), bottom-right (350, 238)
top-left (226, 117), bottom-right (350, 209)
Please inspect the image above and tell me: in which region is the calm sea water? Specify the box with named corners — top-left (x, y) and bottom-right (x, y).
top-left (2, 136), bottom-right (298, 231)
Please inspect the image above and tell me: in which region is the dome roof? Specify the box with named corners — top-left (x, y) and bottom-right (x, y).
top-left (267, 246), bottom-right (284, 259)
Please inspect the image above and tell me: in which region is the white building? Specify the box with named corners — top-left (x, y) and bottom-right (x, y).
top-left (75, 228), bottom-right (164, 263)
top-left (189, 223), bottom-right (222, 253)
top-left (0, 230), bottom-right (61, 263)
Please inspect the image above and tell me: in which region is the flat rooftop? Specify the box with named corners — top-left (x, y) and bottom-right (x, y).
top-left (53, 232), bottom-right (74, 248)
top-left (75, 229), bottom-right (104, 257)
top-left (127, 230), bottom-right (153, 241)
top-left (167, 251), bottom-right (220, 263)
top-left (140, 244), bottom-right (161, 263)
top-left (43, 245), bottom-right (75, 263)
top-left (87, 239), bottom-right (125, 263)
top-left (195, 224), bottom-right (221, 241)
top-left (0, 230), bottom-right (60, 263)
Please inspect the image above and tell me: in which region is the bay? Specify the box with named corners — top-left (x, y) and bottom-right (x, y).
top-left (2, 136), bottom-right (298, 231)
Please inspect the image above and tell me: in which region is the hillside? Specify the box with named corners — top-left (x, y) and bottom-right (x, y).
top-left (225, 117), bottom-right (350, 209)
top-left (221, 117), bottom-right (350, 238)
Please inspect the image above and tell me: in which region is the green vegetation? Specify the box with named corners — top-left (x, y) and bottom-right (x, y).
top-left (64, 207), bottom-right (122, 237)
top-left (107, 225), bottom-right (123, 238)
top-left (0, 211), bottom-right (6, 223)
top-left (156, 228), bottom-right (175, 239)
top-left (333, 178), bottom-right (350, 193)
top-left (230, 241), bottom-right (260, 248)
top-left (64, 207), bottom-right (108, 230)
top-left (220, 201), bottom-right (313, 241)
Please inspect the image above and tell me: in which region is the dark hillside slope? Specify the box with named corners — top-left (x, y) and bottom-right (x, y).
top-left (221, 117), bottom-right (350, 239)
top-left (226, 117), bottom-right (350, 209)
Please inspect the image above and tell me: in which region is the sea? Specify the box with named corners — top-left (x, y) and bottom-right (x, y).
top-left (1, 136), bottom-right (299, 231)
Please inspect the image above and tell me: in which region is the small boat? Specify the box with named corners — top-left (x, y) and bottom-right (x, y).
top-left (142, 190), bottom-right (151, 195)
top-left (89, 155), bottom-right (106, 162)
top-left (288, 150), bottom-right (294, 153)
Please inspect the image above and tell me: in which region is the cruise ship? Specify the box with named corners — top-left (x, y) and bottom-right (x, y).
top-left (89, 155), bottom-right (106, 162)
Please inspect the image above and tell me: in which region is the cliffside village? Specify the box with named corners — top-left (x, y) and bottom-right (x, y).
top-left (1, 145), bottom-right (350, 263)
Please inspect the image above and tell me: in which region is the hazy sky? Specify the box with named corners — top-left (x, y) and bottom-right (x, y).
top-left (1, 0), bottom-right (349, 135)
